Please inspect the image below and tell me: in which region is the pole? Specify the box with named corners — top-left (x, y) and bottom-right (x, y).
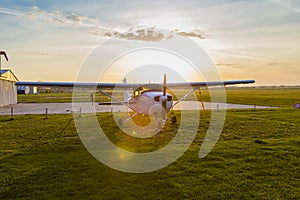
top-left (10, 107), bottom-right (14, 120)
top-left (0, 51), bottom-right (9, 75)
top-left (45, 108), bottom-right (48, 119)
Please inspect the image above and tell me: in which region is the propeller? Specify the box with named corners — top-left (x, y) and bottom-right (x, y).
top-left (163, 73), bottom-right (166, 96)
top-left (161, 74), bottom-right (167, 119)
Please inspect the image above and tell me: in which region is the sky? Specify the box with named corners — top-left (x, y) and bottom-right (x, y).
top-left (0, 0), bottom-right (300, 85)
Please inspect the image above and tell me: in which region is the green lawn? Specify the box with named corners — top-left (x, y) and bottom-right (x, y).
top-left (1, 88), bottom-right (300, 199)
top-left (17, 92), bottom-right (113, 103)
top-left (194, 88), bottom-right (300, 108)
top-left (222, 88), bottom-right (300, 108)
top-left (18, 88), bottom-right (300, 108)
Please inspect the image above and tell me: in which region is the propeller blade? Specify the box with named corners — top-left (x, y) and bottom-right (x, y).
top-left (160, 74), bottom-right (167, 119)
top-left (161, 99), bottom-right (167, 120)
top-left (163, 73), bottom-right (166, 96)
top-left (162, 99), bottom-right (167, 110)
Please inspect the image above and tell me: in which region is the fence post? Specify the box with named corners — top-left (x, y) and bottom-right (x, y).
top-left (45, 108), bottom-right (48, 119)
top-left (10, 107), bottom-right (14, 120)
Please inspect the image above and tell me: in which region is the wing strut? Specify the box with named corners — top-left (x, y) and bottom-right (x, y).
top-left (198, 89), bottom-right (205, 110)
top-left (171, 86), bottom-right (201, 109)
top-left (96, 89), bottom-right (139, 114)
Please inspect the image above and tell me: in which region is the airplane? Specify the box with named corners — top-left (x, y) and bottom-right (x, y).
top-left (16, 74), bottom-right (255, 127)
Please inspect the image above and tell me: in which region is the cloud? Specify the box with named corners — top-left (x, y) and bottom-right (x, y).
top-left (17, 51), bottom-right (80, 58)
top-left (0, 7), bottom-right (23, 16)
top-left (87, 25), bottom-right (166, 42)
top-left (0, 6), bottom-right (206, 42)
top-left (27, 6), bottom-right (90, 26)
top-left (269, 0), bottom-right (300, 13)
top-left (216, 62), bottom-right (245, 69)
top-left (175, 29), bottom-right (205, 40)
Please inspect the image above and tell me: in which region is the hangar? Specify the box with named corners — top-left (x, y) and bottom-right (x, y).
top-left (0, 69), bottom-right (18, 107)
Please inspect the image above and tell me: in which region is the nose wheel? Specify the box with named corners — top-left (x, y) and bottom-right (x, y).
top-left (156, 114), bottom-right (177, 130)
top-left (170, 115), bottom-right (177, 124)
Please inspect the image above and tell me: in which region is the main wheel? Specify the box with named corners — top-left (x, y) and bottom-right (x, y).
top-left (117, 118), bottom-right (123, 127)
top-left (171, 115), bottom-right (177, 124)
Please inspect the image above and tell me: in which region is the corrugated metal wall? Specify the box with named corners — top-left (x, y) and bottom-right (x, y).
top-left (0, 80), bottom-right (17, 107)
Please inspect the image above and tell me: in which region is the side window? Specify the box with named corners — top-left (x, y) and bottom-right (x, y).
top-left (167, 95), bottom-right (172, 101)
top-left (154, 96), bottom-right (160, 102)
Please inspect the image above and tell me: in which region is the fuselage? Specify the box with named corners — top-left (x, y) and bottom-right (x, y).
top-left (128, 91), bottom-right (173, 115)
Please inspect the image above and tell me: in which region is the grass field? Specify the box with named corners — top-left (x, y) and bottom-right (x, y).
top-left (1, 88), bottom-right (300, 199)
top-left (18, 88), bottom-right (300, 108)
top-left (17, 92), bottom-right (111, 103)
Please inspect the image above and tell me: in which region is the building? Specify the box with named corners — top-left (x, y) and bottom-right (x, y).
top-left (29, 86), bottom-right (38, 94)
top-left (17, 85), bottom-right (38, 94)
top-left (0, 69), bottom-right (18, 107)
top-left (17, 85), bottom-right (29, 94)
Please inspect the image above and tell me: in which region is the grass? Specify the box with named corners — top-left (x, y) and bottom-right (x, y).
top-left (1, 88), bottom-right (300, 199)
top-left (17, 92), bottom-right (113, 103)
top-left (18, 88), bottom-right (300, 108)
top-left (220, 88), bottom-right (300, 108)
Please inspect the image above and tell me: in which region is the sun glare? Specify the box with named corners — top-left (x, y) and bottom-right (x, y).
top-left (99, 49), bottom-right (204, 83)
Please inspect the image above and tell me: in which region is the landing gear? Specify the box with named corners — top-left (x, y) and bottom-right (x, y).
top-left (171, 115), bottom-right (177, 124)
top-left (156, 120), bottom-right (162, 130)
top-left (198, 89), bottom-right (205, 110)
top-left (116, 112), bottom-right (138, 127)
top-left (117, 118), bottom-right (123, 127)
top-left (116, 112), bottom-right (177, 130)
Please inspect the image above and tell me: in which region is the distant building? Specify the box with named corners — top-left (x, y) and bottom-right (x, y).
top-left (0, 69), bottom-right (18, 107)
top-left (17, 85), bottom-right (38, 94)
top-left (29, 86), bottom-right (38, 94)
top-left (17, 86), bottom-right (29, 94)
top-left (293, 103), bottom-right (300, 109)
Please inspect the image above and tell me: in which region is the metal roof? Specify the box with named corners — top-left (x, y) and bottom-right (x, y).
top-left (0, 69), bottom-right (9, 75)
top-left (0, 69), bottom-right (19, 82)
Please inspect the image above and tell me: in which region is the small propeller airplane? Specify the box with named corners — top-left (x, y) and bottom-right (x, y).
top-left (16, 74), bottom-right (255, 127)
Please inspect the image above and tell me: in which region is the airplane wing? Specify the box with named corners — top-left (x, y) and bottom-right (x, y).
top-left (16, 80), bottom-right (254, 89)
top-left (168, 80), bottom-right (254, 88)
top-left (16, 81), bottom-right (138, 89)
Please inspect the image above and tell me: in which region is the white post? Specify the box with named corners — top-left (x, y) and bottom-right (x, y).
top-left (45, 108), bottom-right (48, 119)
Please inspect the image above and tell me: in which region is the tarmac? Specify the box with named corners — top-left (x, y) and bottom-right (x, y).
top-left (0, 101), bottom-right (275, 115)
